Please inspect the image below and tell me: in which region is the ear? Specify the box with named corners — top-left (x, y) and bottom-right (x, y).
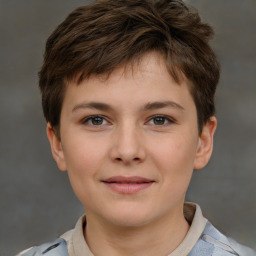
top-left (194, 116), bottom-right (217, 170)
top-left (46, 123), bottom-right (67, 171)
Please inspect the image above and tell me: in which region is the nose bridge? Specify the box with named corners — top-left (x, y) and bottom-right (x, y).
top-left (110, 119), bottom-right (145, 163)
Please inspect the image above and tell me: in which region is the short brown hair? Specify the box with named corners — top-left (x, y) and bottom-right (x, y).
top-left (39, 0), bottom-right (220, 134)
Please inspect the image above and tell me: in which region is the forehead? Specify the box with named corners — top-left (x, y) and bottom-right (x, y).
top-left (73, 51), bottom-right (186, 88)
top-left (62, 52), bottom-right (194, 109)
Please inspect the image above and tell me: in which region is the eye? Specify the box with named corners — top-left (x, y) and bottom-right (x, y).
top-left (147, 115), bottom-right (175, 126)
top-left (82, 115), bottom-right (108, 126)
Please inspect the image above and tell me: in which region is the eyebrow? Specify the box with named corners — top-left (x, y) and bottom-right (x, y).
top-left (72, 102), bottom-right (112, 112)
top-left (72, 101), bottom-right (184, 112)
top-left (143, 101), bottom-right (184, 111)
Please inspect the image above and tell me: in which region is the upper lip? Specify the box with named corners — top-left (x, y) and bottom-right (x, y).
top-left (102, 176), bottom-right (154, 183)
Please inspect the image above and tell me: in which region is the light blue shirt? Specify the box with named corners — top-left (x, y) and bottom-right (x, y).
top-left (18, 203), bottom-right (256, 256)
top-left (18, 221), bottom-right (256, 256)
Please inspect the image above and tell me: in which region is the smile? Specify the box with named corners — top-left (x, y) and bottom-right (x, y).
top-left (102, 176), bottom-right (155, 194)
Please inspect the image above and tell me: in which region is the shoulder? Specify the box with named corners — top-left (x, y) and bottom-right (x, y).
top-left (17, 221), bottom-right (77, 256)
top-left (17, 238), bottom-right (69, 256)
top-left (189, 221), bottom-right (256, 256)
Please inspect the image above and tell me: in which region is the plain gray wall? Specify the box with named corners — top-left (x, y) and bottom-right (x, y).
top-left (0, 1), bottom-right (255, 255)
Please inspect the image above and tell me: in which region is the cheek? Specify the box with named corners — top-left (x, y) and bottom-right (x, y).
top-left (62, 136), bottom-right (108, 179)
top-left (155, 137), bottom-right (197, 164)
top-left (150, 134), bottom-right (198, 182)
top-left (146, 136), bottom-right (197, 213)
top-left (62, 137), bottom-right (108, 205)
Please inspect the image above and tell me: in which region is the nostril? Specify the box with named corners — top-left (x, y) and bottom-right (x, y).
top-left (115, 157), bottom-right (141, 162)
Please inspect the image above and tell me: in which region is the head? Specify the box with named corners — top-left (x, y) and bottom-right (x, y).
top-left (39, 0), bottom-right (220, 137)
top-left (42, 0), bottom-right (219, 228)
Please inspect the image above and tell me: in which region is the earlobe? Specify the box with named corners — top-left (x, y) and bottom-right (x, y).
top-left (194, 116), bottom-right (217, 170)
top-left (46, 123), bottom-right (67, 171)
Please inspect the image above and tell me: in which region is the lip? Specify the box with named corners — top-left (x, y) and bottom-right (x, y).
top-left (102, 176), bottom-right (155, 194)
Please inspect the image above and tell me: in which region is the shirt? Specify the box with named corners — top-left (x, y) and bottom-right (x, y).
top-left (17, 202), bottom-right (256, 256)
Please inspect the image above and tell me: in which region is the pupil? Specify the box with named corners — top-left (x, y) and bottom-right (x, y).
top-left (92, 117), bottom-right (103, 125)
top-left (154, 117), bottom-right (165, 125)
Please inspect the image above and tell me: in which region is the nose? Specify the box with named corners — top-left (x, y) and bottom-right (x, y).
top-left (109, 122), bottom-right (146, 164)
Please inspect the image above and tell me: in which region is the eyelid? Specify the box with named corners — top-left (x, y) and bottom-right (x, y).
top-left (81, 115), bottom-right (110, 125)
top-left (146, 115), bottom-right (176, 125)
top-left (80, 114), bottom-right (176, 127)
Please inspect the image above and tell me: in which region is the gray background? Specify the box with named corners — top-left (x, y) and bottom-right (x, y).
top-left (0, 0), bottom-right (255, 255)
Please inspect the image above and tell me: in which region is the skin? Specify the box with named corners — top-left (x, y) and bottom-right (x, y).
top-left (47, 52), bottom-right (217, 256)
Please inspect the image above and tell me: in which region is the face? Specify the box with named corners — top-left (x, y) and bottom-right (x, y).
top-left (48, 52), bottom-right (216, 228)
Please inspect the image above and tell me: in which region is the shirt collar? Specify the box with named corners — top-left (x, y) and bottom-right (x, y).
top-left (67, 202), bottom-right (207, 256)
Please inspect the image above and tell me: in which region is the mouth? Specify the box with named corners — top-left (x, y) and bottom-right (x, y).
top-left (101, 176), bottom-right (155, 194)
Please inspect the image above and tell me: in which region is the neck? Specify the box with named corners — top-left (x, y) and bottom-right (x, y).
top-left (84, 205), bottom-right (190, 256)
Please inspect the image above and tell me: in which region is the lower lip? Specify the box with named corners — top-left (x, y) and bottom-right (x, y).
top-left (103, 182), bottom-right (154, 194)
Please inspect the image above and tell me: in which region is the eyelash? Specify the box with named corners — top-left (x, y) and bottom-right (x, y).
top-left (81, 115), bottom-right (109, 126)
top-left (81, 114), bottom-right (176, 127)
top-left (146, 115), bottom-right (176, 126)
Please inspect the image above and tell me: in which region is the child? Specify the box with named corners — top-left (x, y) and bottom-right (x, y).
top-left (18, 0), bottom-right (255, 255)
